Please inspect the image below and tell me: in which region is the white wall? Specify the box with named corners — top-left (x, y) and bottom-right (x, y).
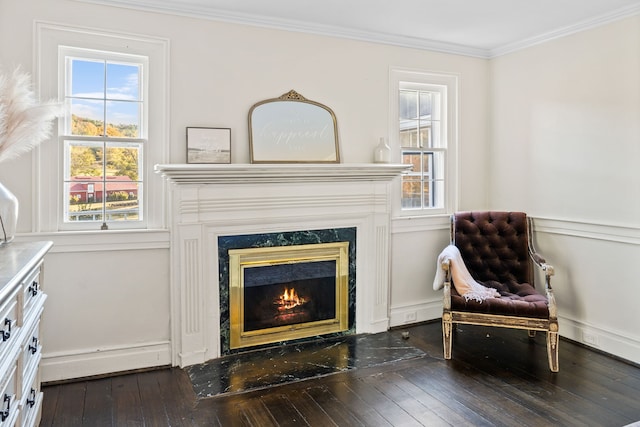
top-left (490, 16), bottom-right (640, 364)
top-left (0, 0), bottom-right (489, 380)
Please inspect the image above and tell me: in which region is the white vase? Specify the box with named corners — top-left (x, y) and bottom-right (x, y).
top-left (373, 137), bottom-right (391, 163)
top-left (0, 181), bottom-right (18, 245)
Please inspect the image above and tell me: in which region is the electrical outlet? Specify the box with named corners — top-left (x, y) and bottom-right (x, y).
top-left (583, 332), bottom-right (600, 347)
top-left (404, 311), bottom-right (417, 322)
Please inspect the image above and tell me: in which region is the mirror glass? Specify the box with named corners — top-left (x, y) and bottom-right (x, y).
top-left (249, 90), bottom-right (340, 163)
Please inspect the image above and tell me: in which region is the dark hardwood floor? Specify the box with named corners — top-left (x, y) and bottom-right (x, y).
top-left (40, 322), bottom-right (640, 426)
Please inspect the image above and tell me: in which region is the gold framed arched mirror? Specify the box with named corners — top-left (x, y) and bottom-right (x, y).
top-left (248, 90), bottom-right (340, 163)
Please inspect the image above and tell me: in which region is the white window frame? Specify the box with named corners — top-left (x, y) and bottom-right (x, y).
top-left (389, 68), bottom-right (459, 218)
top-left (35, 23), bottom-right (169, 232)
top-left (60, 47), bottom-right (148, 229)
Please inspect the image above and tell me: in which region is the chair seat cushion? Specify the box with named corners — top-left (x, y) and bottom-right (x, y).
top-left (451, 280), bottom-right (549, 318)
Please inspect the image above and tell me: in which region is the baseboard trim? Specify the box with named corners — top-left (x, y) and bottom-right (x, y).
top-left (389, 299), bottom-right (442, 328)
top-left (559, 315), bottom-right (640, 366)
top-left (41, 341), bottom-right (172, 382)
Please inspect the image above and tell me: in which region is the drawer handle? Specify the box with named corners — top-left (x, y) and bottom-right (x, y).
top-left (28, 280), bottom-right (39, 297)
top-left (0, 394), bottom-right (10, 422)
top-left (26, 389), bottom-right (36, 408)
top-left (1, 318), bottom-right (11, 342)
top-left (29, 337), bottom-right (39, 355)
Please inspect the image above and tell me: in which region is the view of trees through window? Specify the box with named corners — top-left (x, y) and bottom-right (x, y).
top-left (63, 55), bottom-right (145, 224)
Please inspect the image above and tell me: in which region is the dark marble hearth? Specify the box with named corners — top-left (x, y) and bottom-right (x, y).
top-left (186, 329), bottom-right (426, 398)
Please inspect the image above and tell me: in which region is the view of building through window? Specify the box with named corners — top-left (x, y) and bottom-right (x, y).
top-left (399, 85), bottom-right (446, 210)
top-left (62, 55), bottom-right (145, 224)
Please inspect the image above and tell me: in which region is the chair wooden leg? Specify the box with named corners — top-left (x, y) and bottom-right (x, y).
top-left (442, 313), bottom-right (452, 360)
top-left (547, 327), bottom-right (559, 372)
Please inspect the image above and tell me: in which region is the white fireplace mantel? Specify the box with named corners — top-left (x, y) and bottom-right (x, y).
top-left (155, 163), bottom-right (411, 184)
top-left (156, 163), bottom-right (411, 367)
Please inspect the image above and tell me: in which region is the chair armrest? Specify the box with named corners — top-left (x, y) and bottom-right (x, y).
top-left (527, 216), bottom-right (555, 281)
top-left (529, 250), bottom-right (558, 318)
top-left (529, 249), bottom-right (555, 277)
top-left (531, 251), bottom-right (546, 266)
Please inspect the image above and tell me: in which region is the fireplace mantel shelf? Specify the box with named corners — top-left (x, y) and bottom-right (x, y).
top-left (155, 163), bottom-right (411, 184)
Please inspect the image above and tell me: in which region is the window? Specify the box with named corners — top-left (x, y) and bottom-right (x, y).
top-left (36, 23), bottom-right (168, 233)
top-left (400, 86), bottom-right (445, 209)
top-left (61, 49), bottom-right (147, 226)
top-left (390, 69), bottom-right (458, 216)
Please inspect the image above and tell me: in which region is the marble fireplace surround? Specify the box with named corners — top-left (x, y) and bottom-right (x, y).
top-left (156, 163), bottom-right (411, 367)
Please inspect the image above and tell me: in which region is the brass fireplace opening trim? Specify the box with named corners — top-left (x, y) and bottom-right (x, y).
top-left (229, 242), bottom-right (349, 350)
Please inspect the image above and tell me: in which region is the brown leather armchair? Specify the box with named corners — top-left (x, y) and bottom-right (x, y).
top-left (439, 211), bottom-right (559, 372)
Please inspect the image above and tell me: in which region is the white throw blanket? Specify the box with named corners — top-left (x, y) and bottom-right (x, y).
top-left (433, 245), bottom-right (500, 303)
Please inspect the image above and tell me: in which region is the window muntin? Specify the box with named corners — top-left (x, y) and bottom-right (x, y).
top-left (61, 51), bottom-right (147, 226)
top-left (399, 84), bottom-right (446, 211)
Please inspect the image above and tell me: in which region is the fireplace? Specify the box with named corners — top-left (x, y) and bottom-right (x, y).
top-left (228, 242), bottom-right (349, 349)
top-left (155, 163), bottom-right (410, 367)
top-left (218, 227), bottom-right (356, 354)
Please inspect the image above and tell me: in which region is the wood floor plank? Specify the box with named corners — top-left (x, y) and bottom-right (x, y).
top-left (155, 368), bottom-right (198, 426)
top-left (194, 397), bottom-right (241, 426)
top-left (236, 397), bottom-right (279, 427)
top-left (542, 366), bottom-right (639, 424)
top-left (111, 373), bottom-right (144, 426)
top-left (283, 386), bottom-right (339, 426)
top-left (39, 384), bottom-right (60, 427)
top-left (137, 371), bottom-right (174, 427)
top-left (381, 369), bottom-right (480, 427)
top-left (50, 381), bottom-right (86, 427)
top-left (360, 372), bottom-right (450, 426)
top-left (81, 377), bottom-right (113, 427)
top-left (407, 362), bottom-right (536, 427)
top-left (304, 385), bottom-right (365, 426)
top-left (347, 375), bottom-right (423, 426)
top-left (324, 380), bottom-right (393, 427)
top-left (260, 392), bottom-right (311, 426)
top-left (398, 363), bottom-right (495, 427)
top-left (443, 360), bottom-right (583, 427)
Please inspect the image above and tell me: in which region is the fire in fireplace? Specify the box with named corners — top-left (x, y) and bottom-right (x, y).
top-left (229, 242), bottom-right (349, 350)
top-left (243, 260), bottom-right (337, 332)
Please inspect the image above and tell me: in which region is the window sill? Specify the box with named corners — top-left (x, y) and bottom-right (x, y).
top-left (391, 214), bottom-right (451, 234)
top-left (15, 229), bottom-right (170, 253)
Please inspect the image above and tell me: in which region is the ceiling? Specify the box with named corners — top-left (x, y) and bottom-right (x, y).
top-left (80, 0), bottom-right (640, 57)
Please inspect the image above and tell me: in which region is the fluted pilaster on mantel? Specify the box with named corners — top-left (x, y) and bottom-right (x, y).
top-left (154, 163), bottom-right (411, 184)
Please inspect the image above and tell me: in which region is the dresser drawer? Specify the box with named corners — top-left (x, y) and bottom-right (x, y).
top-left (18, 372), bottom-right (42, 427)
top-left (0, 360), bottom-right (19, 427)
top-left (20, 317), bottom-right (42, 396)
top-left (20, 265), bottom-right (43, 323)
top-left (0, 287), bottom-right (20, 362)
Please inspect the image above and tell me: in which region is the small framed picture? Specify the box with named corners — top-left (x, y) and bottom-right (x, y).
top-left (186, 127), bottom-right (231, 164)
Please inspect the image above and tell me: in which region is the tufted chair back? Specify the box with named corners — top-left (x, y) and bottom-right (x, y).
top-left (452, 211), bottom-right (533, 286)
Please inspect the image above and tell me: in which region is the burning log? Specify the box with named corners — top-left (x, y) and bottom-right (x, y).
top-left (274, 287), bottom-right (308, 312)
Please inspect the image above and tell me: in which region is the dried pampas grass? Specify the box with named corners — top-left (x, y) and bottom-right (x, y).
top-left (0, 67), bottom-right (63, 164)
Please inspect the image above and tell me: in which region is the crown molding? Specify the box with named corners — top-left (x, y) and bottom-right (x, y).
top-left (75, 0), bottom-right (640, 59)
top-left (73, 0), bottom-right (490, 58)
top-left (489, 3), bottom-right (640, 57)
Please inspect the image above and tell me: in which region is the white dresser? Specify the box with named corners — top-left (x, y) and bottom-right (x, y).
top-left (0, 241), bottom-right (52, 427)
